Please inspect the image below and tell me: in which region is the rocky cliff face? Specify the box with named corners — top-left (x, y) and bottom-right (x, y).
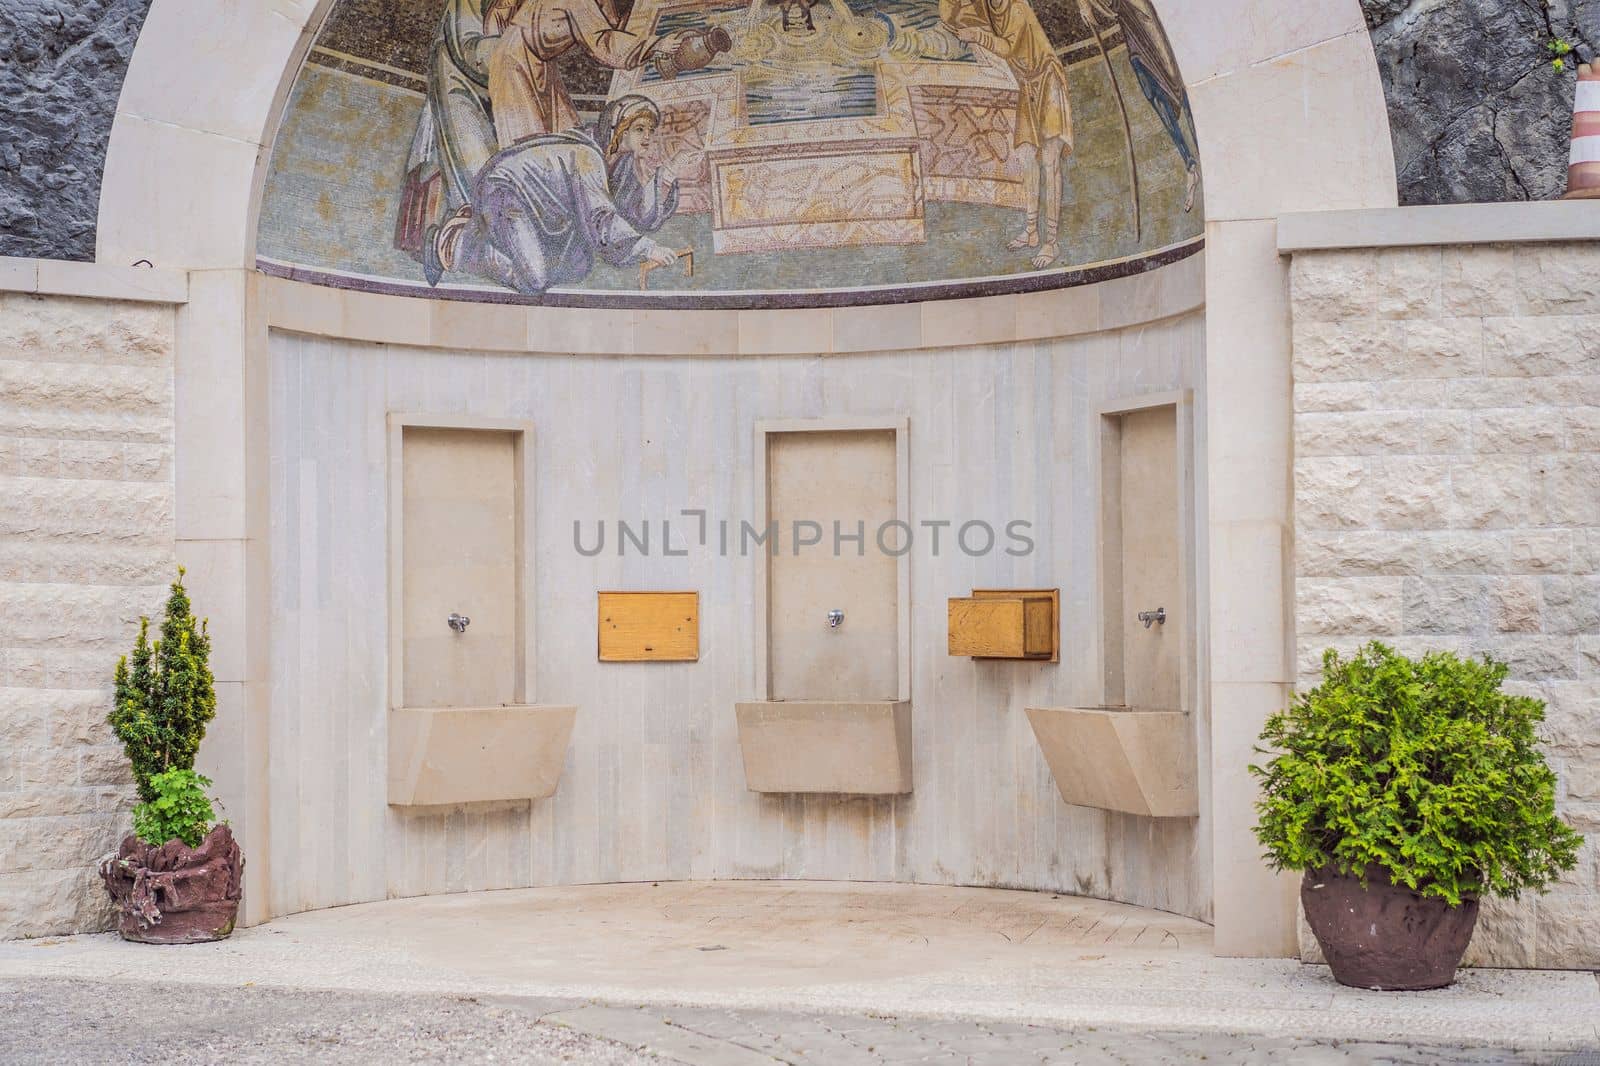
top-left (1367, 0), bottom-right (1597, 203)
top-left (0, 1), bottom-right (1594, 262)
top-left (0, 0), bottom-right (152, 261)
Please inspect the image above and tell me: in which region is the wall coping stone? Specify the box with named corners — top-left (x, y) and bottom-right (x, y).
top-left (1278, 202), bottom-right (1600, 254)
top-left (263, 252), bottom-right (1206, 357)
top-left (0, 256), bottom-right (188, 305)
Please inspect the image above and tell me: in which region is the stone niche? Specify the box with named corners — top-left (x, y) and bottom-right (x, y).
top-left (736, 420), bottom-right (913, 794)
top-left (1026, 394), bottom-right (1199, 818)
top-left (386, 416), bottom-right (576, 807)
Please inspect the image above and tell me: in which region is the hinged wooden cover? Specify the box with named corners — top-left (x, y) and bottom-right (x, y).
top-left (598, 591), bottom-right (700, 661)
top-left (947, 589), bottom-right (1059, 662)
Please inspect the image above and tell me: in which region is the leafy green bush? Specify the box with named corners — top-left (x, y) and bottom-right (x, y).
top-left (1252, 642), bottom-right (1582, 906)
top-left (131, 769), bottom-right (218, 849)
top-left (110, 570), bottom-right (217, 807)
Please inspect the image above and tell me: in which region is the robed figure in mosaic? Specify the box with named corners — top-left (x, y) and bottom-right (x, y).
top-left (396, 0), bottom-right (679, 276)
top-left (396, 0), bottom-right (498, 254)
top-left (483, 0), bottom-right (666, 145)
top-left (1078, 0), bottom-right (1200, 211)
top-left (436, 95), bottom-right (681, 294)
top-left (941, 0), bottom-right (1074, 269)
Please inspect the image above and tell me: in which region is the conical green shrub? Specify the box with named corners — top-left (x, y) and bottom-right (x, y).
top-left (110, 570), bottom-right (217, 804)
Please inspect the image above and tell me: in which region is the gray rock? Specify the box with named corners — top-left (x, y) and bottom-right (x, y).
top-left (1366, 0), bottom-right (1600, 204)
top-left (0, 0), bottom-right (153, 262)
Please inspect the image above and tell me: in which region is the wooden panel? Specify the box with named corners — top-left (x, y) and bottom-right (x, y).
top-left (598, 591), bottom-right (700, 662)
top-left (949, 589), bottom-right (1059, 661)
top-left (948, 599), bottom-right (1026, 658)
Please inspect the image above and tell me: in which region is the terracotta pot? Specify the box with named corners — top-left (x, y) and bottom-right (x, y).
top-left (99, 824), bottom-right (243, 944)
top-left (1301, 867), bottom-right (1478, 990)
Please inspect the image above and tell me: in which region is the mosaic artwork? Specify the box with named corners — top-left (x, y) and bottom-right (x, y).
top-left (258, 0), bottom-right (1204, 307)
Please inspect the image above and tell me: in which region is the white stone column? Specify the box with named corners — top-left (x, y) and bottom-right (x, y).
top-left (176, 270), bottom-right (273, 926)
top-left (1202, 220), bottom-right (1299, 955)
top-left (1165, 7), bottom-right (1399, 955)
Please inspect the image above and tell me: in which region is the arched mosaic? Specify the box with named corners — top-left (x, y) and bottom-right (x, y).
top-left (258, 0), bottom-right (1203, 307)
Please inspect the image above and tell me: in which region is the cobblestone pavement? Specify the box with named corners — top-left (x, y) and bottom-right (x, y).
top-left (3, 978), bottom-right (1592, 1065)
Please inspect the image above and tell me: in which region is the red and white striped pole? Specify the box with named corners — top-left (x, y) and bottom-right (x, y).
top-left (1565, 63), bottom-right (1600, 199)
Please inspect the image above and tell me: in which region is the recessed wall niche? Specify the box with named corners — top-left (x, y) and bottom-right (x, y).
top-left (736, 417), bottom-right (912, 795)
top-left (385, 415), bottom-right (575, 807)
top-left (1025, 392), bottom-right (1199, 818)
top-left (394, 422), bottom-right (523, 709)
top-left (1098, 393), bottom-right (1194, 712)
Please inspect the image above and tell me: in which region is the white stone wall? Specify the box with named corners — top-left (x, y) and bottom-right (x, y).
top-left (0, 292), bottom-right (177, 939)
top-left (266, 313), bottom-right (1213, 923)
top-left (1291, 241), bottom-right (1600, 969)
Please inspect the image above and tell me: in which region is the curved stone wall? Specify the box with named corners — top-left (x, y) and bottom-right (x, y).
top-left (260, 263), bottom-right (1214, 921)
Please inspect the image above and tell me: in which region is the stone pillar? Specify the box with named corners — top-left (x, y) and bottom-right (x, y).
top-left (176, 269), bottom-right (273, 926)
top-left (1170, 11), bottom-right (1400, 954)
top-left (1202, 221), bottom-right (1300, 956)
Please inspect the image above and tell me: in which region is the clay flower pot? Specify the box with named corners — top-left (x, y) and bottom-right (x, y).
top-left (1301, 867), bottom-right (1478, 990)
top-left (99, 824), bottom-right (244, 944)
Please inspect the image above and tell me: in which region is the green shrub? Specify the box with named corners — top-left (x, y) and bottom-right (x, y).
top-left (1252, 642), bottom-right (1582, 906)
top-left (131, 769), bottom-right (218, 849)
top-left (110, 570), bottom-right (217, 806)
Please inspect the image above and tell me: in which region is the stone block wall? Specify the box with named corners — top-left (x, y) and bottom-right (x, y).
top-left (0, 290), bottom-right (176, 938)
top-left (1291, 241), bottom-right (1600, 969)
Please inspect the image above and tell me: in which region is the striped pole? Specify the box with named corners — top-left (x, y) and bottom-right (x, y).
top-left (1565, 63), bottom-right (1600, 199)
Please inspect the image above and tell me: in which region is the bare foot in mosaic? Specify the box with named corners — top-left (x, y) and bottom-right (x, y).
top-left (1008, 229), bottom-right (1039, 250)
top-left (1031, 243), bottom-right (1058, 269)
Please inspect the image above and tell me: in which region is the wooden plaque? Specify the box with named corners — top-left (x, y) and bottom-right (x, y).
top-left (947, 588), bottom-right (1059, 662)
top-left (598, 591), bottom-right (700, 662)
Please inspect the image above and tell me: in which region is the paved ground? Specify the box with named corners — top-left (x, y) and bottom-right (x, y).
top-left (1, 882), bottom-right (1597, 1060)
top-left (0, 977), bottom-right (1587, 1065)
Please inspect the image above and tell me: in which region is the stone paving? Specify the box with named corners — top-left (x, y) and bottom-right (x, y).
top-left (1, 883), bottom-right (1597, 1058)
top-left (537, 1000), bottom-right (1582, 1064)
top-left (1, 978), bottom-right (1588, 1066)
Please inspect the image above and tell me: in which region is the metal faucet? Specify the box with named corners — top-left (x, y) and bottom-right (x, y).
top-left (1137, 607), bottom-right (1166, 629)
top-left (447, 613), bottom-right (471, 634)
top-left (827, 609), bottom-right (844, 630)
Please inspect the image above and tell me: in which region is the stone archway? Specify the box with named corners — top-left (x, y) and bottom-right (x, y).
top-left (96, 0), bottom-right (1397, 957)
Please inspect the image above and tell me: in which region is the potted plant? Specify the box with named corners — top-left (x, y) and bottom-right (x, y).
top-left (99, 571), bottom-right (243, 943)
top-left (1252, 642), bottom-right (1582, 990)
